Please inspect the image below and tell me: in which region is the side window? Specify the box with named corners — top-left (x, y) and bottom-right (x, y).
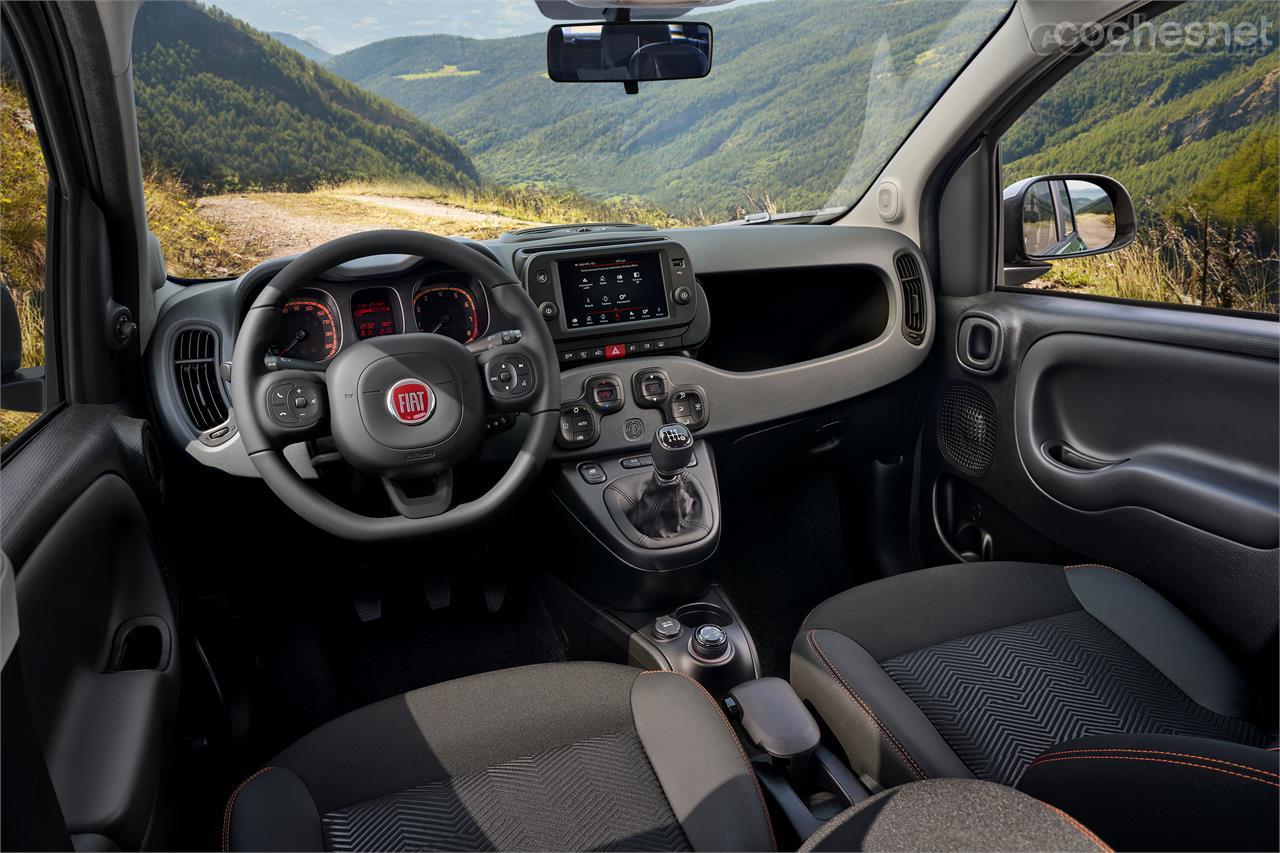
top-left (1001, 1), bottom-right (1277, 313)
top-left (0, 64), bottom-right (52, 444)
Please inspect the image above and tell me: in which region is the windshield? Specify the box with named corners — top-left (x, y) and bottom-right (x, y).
top-left (133, 0), bottom-right (1012, 279)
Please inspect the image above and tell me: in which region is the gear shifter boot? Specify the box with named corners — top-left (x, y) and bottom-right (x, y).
top-left (604, 424), bottom-right (713, 549)
top-left (606, 470), bottom-right (708, 542)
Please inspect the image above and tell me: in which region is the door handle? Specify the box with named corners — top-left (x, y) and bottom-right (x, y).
top-left (1041, 440), bottom-right (1125, 472)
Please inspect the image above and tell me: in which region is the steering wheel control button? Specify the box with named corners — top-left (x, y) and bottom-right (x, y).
top-left (691, 624), bottom-right (730, 661)
top-left (267, 380), bottom-right (324, 427)
top-left (386, 378), bottom-right (435, 425)
top-left (578, 462), bottom-right (607, 485)
top-left (486, 355), bottom-right (535, 399)
top-left (557, 404), bottom-right (599, 448)
top-left (668, 386), bottom-right (708, 430)
top-left (653, 616), bottom-right (682, 641)
top-left (632, 369), bottom-right (670, 408)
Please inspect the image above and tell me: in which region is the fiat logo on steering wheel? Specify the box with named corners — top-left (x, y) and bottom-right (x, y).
top-left (386, 378), bottom-right (435, 425)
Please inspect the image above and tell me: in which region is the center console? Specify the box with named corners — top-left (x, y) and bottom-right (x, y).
top-left (521, 239), bottom-right (755, 690)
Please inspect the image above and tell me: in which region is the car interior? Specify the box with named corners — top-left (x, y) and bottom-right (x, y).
top-left (1, 0), bottom-right (1277, 851)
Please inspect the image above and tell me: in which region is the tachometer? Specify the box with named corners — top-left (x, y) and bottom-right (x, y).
top-left (271, 294), bottom-right (340, 361)
top-left (414, 284), bottom-right (480, 344)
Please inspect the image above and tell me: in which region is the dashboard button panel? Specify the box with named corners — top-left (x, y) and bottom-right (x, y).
top-left (632, 368), bottom-right (670, 408)
top-left (558, 403), bottom-right (599, 448)
top-left (585, 375), bottom-right (624, 414)
top-left (668, 386), bottom-right (708, 430)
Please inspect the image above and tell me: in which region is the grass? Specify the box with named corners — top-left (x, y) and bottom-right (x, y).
top-left (144, 169), bottom-right (266, 279)
top-left (1024, 209), bottom-right (1278, 313)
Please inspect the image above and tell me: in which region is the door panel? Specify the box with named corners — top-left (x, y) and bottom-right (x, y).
top-left (1016, 333), bottom-right (1277, 548)
top-left (0, 405), bottom-right (177, 850)
top-left (920, 291), bottom-right (1279, 661)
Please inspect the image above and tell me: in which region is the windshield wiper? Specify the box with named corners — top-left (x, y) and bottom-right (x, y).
top-left (732, 208), bottom-right (840, 225)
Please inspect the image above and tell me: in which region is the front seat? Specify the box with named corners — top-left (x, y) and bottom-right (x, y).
top-left (791, 561), bottom-right (1274, 789)
top-left (223, 662), bottom-right (775, 852)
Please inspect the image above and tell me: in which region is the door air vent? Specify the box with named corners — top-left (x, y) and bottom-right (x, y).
top-left (894, 252), bottom-right (926, 345)
top-left (172, 327), bottom-right (228, 432)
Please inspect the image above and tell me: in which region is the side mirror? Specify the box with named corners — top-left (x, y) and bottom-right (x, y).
top-left (1003, 174), bottom-right (1136, 264)
top-left (547, 22), bottom-right (712, 87)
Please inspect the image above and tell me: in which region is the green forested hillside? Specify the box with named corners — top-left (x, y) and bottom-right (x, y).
top-left (328, 0), bottom-right (1276, 224)
top-left (133, 2), bottom-right (478, 192)
top-left (1002, 0), bottom-right (1278, 231)
top-left (328, 0), bottom-right (1013, 218)
top-left (268, 31), bottom-right (332, 64)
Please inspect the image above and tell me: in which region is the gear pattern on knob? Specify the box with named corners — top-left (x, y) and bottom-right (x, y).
top-left (651, 423), bottom-right (695, 478)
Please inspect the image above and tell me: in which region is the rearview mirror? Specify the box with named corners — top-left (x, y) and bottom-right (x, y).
top-left (1003, 174), bottom-right (1136, 262)
top-left (547, 22), bottom-right (712, 84)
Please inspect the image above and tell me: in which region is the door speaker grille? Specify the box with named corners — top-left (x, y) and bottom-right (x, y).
top-left (937, 381), bottom-right (997, 475)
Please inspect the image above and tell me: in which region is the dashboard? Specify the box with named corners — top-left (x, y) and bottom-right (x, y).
top-left (147, 224), bottom-right (934, 479)
top-left (269, 269), bottom-right (490, 364)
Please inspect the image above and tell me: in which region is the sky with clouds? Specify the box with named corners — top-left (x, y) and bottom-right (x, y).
top-left (211, 0), bottom-right (594, 54)
top-left (210, 0), bottom-right (767, 55)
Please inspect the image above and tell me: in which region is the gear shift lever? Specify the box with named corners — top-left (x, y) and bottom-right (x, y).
top-left (603, 423), bottom-right (709, 545)
top-left (651, 423), bottom-right (695, 480)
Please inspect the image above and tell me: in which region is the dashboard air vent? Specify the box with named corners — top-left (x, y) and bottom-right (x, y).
top-left (894, 253), bottom-right (926, 344)
top-left (172, 327), bottom-right (228, 432)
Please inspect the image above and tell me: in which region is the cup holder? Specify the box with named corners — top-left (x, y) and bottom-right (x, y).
top-left (674, 602), bottom-right (732, 629)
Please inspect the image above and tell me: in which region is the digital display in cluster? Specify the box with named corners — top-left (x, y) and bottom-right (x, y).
top-left (352, 291), bottom-right (398, 339)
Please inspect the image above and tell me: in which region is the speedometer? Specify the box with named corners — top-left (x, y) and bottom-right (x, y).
top-left (271, 294), bottom-right (340, 361)
top-left (414, 285), bottom-right (481, 344)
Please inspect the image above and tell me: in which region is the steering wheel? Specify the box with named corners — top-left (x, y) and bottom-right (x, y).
top-left (230, 230), bottom-right (560, 540)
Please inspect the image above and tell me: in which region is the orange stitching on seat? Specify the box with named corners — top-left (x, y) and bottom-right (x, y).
top-left (638, 670), bottom-right (777, 852)
top-left (1042, 803), bottom-right (1112, 852)
top-left (805, 630), bottom-right (928, 781)
top-left (222, 766), bottom-right (274, 852)
top-left (1033, 747), bottom-right (1278, 778)
top-left (1028, 754), bottom-right (1280, 788)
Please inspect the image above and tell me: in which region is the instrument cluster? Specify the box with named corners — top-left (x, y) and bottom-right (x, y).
top-left (268, 271), bottom-right (489, 363)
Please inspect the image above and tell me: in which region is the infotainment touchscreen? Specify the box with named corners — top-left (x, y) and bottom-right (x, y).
top-left (557, 252), bottom-right (669, 329)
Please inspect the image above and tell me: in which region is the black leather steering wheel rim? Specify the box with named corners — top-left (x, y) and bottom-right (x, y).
top-left (230, 230), bottom-right (559, 541)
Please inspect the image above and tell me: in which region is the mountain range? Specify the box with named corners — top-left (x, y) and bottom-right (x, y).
top-left (323, 0), bottom-right (1276, 226)
top-left (132, 2), bottom-right (477, 192)
top-left (326, 0), bottom-right (1014, 218)
top-left (134, 0), bottom-right (1276, 230)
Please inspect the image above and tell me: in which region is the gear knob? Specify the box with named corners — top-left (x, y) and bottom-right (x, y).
top-left (651, 423), bottom-right (694, 478)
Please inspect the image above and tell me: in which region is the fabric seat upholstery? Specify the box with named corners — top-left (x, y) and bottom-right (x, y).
top-left (791, 562), bottom-right (1273, 790)
top-left (224, 662), bottom-right (775, 852)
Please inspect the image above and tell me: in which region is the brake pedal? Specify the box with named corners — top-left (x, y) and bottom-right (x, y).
top-left (484, 579), bottom-right (506, 613)
top-left (423, 574), bottom-right (451, 611)
top-left (352, 580), bottom-right (382, 623)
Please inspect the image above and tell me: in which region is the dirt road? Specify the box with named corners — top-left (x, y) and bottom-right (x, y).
top-left (197, 192), bottom-right (541, 264)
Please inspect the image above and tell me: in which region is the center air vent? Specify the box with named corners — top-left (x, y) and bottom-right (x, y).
top-left (894, 252), bottom-right (926, 345)
top-left (172, 327), bottom-right (228, 432)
